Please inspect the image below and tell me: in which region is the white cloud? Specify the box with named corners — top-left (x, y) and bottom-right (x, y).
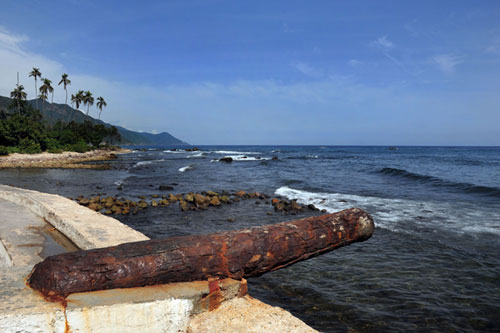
top-left (431, 54), bottom-right (464, 74)
top-left (485, 38), bottom-right (500, 54)
top-left (348, 59), bottom-right (363, 67)
top-left (370, 36), bottom-right (394, 50)
top-left (292, 62), bottom-right (323, 78)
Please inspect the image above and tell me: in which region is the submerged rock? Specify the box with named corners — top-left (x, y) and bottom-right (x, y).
top-left (219, 157), bottom-right (233, 163)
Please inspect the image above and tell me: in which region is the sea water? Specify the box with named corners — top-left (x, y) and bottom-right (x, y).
top-left (1, 146), bottom-right (499, 332)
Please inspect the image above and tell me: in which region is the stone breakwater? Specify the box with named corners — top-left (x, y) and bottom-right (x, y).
top-left (0, 148), bottom-right (131, 169)
top-left (74, 189), bottom-right (327, 216)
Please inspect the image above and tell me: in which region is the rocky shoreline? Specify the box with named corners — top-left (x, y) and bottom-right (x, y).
top-left (0, 148), bottom-right (131, 169)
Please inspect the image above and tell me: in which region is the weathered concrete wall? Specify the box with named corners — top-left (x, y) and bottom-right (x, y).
top-left (0, 184), bottom-right (149, 249)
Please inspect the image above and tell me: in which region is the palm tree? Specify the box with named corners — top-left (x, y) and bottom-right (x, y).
top-left (69, 90), bottom-right (84, 123)
top-left (58, 73), bottom-right (71, 105)
top-left (38, 93), bottom-right (48, 111)
top-left (39, 79), bottom-right (54, 120)
top-left (96, 97), bottom-right (107, 120)
top-left (10, 85), bottom-right (27, 115)
top-left (83, 90), bottom-right (94, 116)
top-left (29, 68), bottom-right (41, 109)
top-left (72, 90), bottom-right (85, 110)
top-left (40, 78), bottom-right (54, 102)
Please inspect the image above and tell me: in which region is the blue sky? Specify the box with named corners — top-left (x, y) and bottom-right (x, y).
top-left (1, 0), bottom-right (499, 145)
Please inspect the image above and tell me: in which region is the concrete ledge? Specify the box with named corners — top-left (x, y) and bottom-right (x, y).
top-left (0, 267), bottom-right (247, 333)
top-left (0, 185), bottom-right (149, 250)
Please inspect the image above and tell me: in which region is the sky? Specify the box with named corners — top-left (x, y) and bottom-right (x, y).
top-left (0, 0), bottom-right (499, 145)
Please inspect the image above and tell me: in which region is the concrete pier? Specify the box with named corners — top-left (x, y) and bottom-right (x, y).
top-left (0, 185), bottom-right (316, 332)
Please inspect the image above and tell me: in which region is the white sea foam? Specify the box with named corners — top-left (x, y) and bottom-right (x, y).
top-left (114, 179), bottom-right (123, 186)
top-left (275, 186), bottom-right (500, 236)
top-left (187, 152), bottom-right (205, 158)
top-left (213, 150), bottom-right (260, 155)
top-left (179, 165), bottom-right (193, 172)
top-left (163, 150), bottom-right (186, 154)
top-left (133, 159), bottom-right (165, 167)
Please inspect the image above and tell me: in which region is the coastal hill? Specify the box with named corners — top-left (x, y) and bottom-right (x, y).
top-left (0, 95), bottom-right (188, 146)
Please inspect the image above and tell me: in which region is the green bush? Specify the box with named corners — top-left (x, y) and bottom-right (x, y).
top-left (18, 137), bottom-right (42, 154)
top-left (65, 140), bottom-right (90, 153)
top-left (0, 145), bottom-right (8, 156)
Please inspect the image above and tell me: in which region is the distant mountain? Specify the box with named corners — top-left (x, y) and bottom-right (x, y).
top-left (0, 96), bottom-right (188, 145)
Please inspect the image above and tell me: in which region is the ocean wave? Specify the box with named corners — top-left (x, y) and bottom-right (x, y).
top-left (179, 165), bottom-right (194, 172)
top-left (286, 155), bottom-right (319, 160)
top-left (163, 149), bottom-right (186, 154)
top-left (187, 152), bottom-right (206, 158)
top-left (378, 168), bottom-right (500, 198)
top-left (274, 186), bottom-right (500, 236)
top-left (132, 159), bottom-right (165, 168)
top-left (213, 150), bottom-right (260, 155)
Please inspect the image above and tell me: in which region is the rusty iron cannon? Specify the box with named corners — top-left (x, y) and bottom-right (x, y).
top-left (28, 208), bottom-right (374, 298)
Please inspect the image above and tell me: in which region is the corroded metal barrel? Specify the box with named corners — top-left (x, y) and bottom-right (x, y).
top-left (28, 208), bottom-right (374, 298)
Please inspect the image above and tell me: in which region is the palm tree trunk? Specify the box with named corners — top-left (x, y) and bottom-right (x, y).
top-left (35, 79), bottom-right (38, 110)
top-left (99, 110), bottom-right (102, 119)
top-left (65, 88), bottom-right (68, 105)
top-left (67, 103), bottom-right (73, 124)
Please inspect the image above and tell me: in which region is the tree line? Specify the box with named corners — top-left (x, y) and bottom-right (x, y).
top-left (1, 68), bottom-right (119, 155)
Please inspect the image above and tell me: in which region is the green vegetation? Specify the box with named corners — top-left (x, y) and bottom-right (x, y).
top-left (0, 99), bottom-right (120, 154)
top-left (0, 67), bottom-right (119, 155)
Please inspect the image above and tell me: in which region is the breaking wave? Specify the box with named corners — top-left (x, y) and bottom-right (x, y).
top-left (378, 168), bottom-right (500, 198)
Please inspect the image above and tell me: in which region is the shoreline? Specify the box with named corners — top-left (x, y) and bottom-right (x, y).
top-left (0, 148), bottom-right (131, 169)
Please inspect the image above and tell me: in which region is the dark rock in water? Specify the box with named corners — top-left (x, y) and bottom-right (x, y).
top-left (266, 212), bottom-right (273, 216)
top-left (272, 156), bottom-right (278, 160)
top-left (159, 185), bottom-right (174, 191)
top-left (96, 186), bottom-right (102, 190)
top-left (117, 185), bottom-right (123, 191)
top-left (151, 194), bottom-right (160, 198)
top-left (307, 204), bottom-right (318, 211)
top-left (192, 147), bottom-right (200, 151)
top-left (171, 183), bottom-right (179, 186)
top-left (219, 157), bottom-right (233, 163)
top-left (227, 218), bottom-right (235, 222)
